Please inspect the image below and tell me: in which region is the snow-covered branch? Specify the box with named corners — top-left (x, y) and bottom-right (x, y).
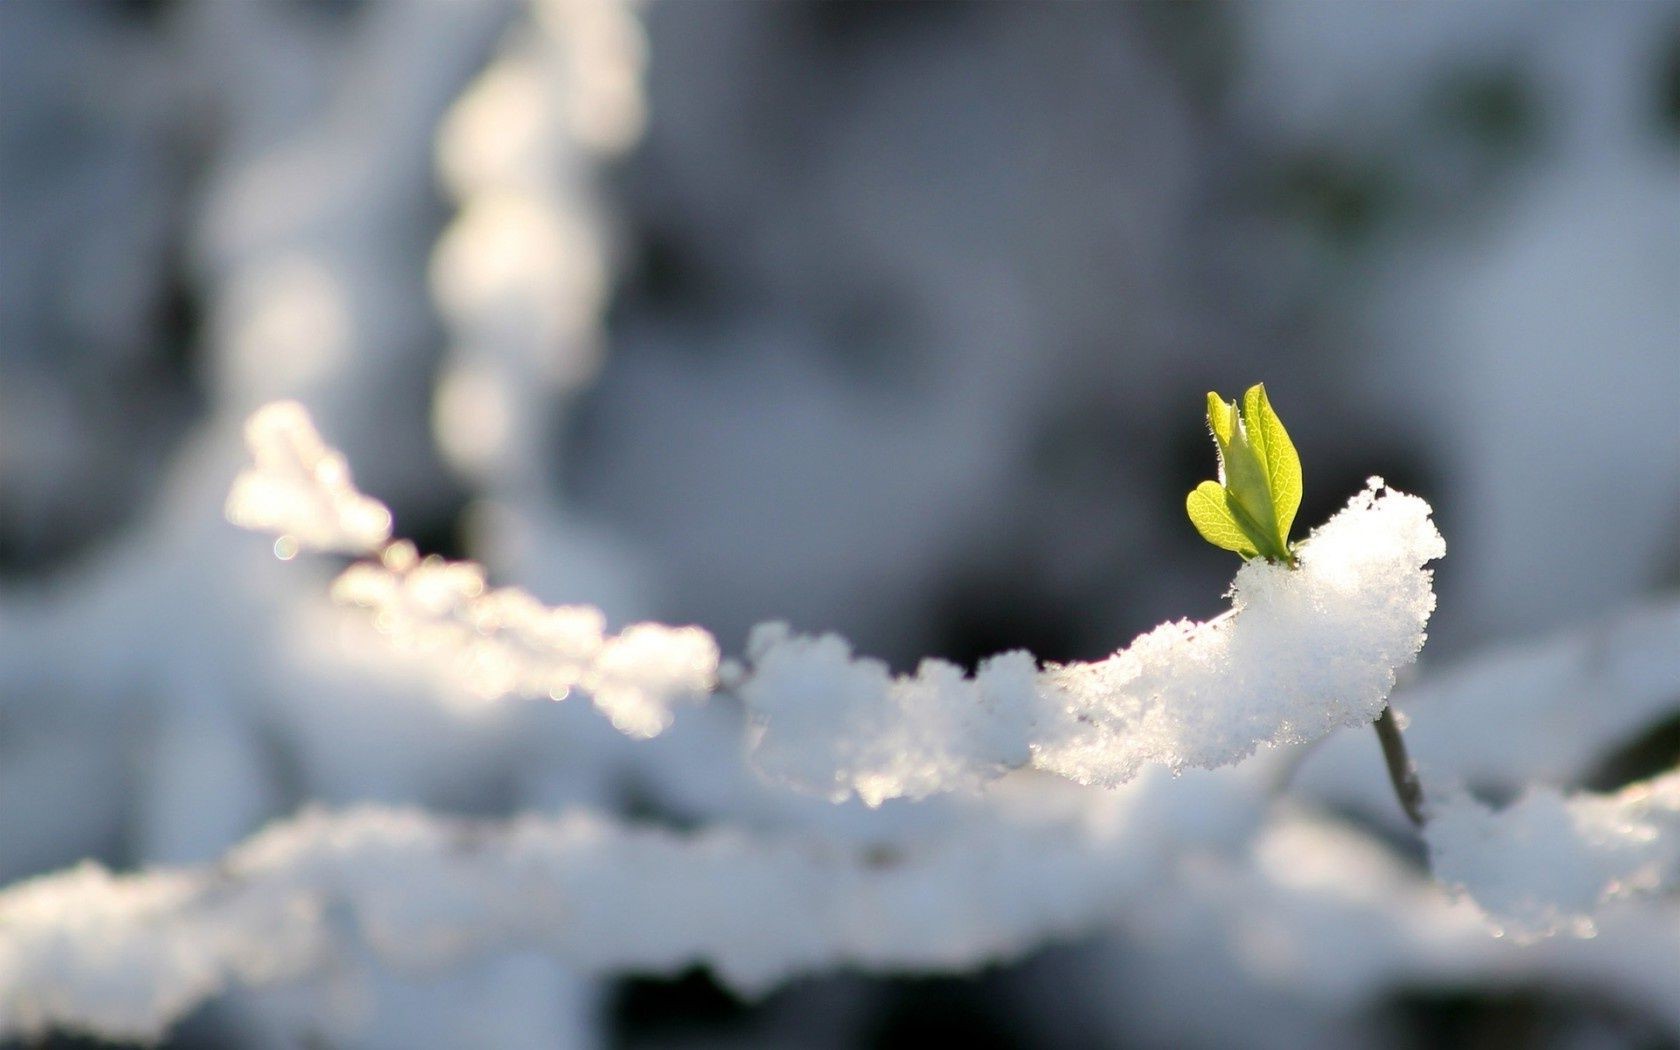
top-left (0, 798), bottom-right (1140, 1042)
top-left (228, 404), bottom-right (1445, 800)
top-left (9, 771), bottom-right (1677, 1044)
top-left (229, 402), bottom-right (720, 737)
top-left (330, 544), bottom-right (717, 738)
top-left (736, 479), bottom-right (1444, 803)
top-left (225, 402), bottom-right (394, 557)
top-left (1425, 770), bottom-right (1680, 940)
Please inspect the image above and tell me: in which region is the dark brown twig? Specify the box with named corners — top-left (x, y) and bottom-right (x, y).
top-left (1374, 705), bottom-right (1427, 827)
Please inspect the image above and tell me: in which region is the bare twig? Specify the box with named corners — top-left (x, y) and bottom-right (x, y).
top-left (1374, 705), bottom-right (1427, 827)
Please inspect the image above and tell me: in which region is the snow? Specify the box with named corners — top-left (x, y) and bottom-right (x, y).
top-left (224, 404), bottom-right (720, 736)
top-left (225, 401), bottom-right (394, 556)
top-left (741, 480), bottom-right (1445, 804)
top-left (9, 770), bottom-right (1677, 1044)
top-left (5, 1), bottom-right (1678, 1045)
top-left (1292, 596), bottom-right (1680, 828)
top-left (0, 796), bottom-right (1138, 1041)
top-left (228, 406), bottom-right (1442, 789)
top-left (1426, 772), bottom-right (1680, 940)
top-left (732, 628), bottom-right (1042, 805)
top-left (331, 541), bottom-right (718, 736)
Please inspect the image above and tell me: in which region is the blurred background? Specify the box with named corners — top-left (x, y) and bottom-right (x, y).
top-left (1, 1), bottom-right (1677, 1048)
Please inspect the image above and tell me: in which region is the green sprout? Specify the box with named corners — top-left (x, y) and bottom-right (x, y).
top-left (1185, 383), bottom-right (1302, 567)
top-left (1185, 388), bottom-right (1427, 827)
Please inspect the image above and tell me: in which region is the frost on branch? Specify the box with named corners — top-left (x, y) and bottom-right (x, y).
top-left (226, 402), bottom-right (718, 736)
top-left (225, 401), bottom-right (393, 556)
top-left (0, 801), bottom-right (1143, 1043)
top-left (739, 480), bottom-right (1444, 804)
top-left (1425, 770), bottom-right (1680, 940)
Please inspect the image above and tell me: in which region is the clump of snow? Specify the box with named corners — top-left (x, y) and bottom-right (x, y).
top-left (332, 541), bottom-right (718, 737)
top-left (1425, 771), bottom-right (1680, 940)
top-left (737, 626), bottom-right (1040, 806)
top-left (740, 480), bottom-right (1444, 804)
top-left (224, 403), bottom-right (718, 736)
top-left (225, 402), bottom-right (393, 556)
top-left (0, 863), bottom-right (221, 1040)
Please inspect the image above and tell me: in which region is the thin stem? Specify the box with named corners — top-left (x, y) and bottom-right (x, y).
top-left (1374, 705), bottom-right (1427, 828)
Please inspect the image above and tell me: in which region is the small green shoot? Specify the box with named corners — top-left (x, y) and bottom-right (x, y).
top-left (1186, 383), bottom-right (1302, 567)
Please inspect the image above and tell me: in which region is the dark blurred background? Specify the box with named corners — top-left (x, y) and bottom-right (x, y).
top-left (2, 2), bottom-right (1677, 1048)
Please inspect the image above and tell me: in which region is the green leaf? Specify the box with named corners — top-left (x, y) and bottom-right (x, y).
top-left (1206, 392), bottom-right (1236, 449)
top-left (1186, 383), bottom-right (1303, 566)
top-left (1240, 383), bottom-right (1302, 545)
top-left (1218, 419), bottom-right (1279, 543)
top-left (1186, 481), bottom-right (1259, 558)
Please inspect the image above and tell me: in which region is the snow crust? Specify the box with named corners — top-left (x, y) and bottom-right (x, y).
top-left (740, 479), bottom-right (1445, 804)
